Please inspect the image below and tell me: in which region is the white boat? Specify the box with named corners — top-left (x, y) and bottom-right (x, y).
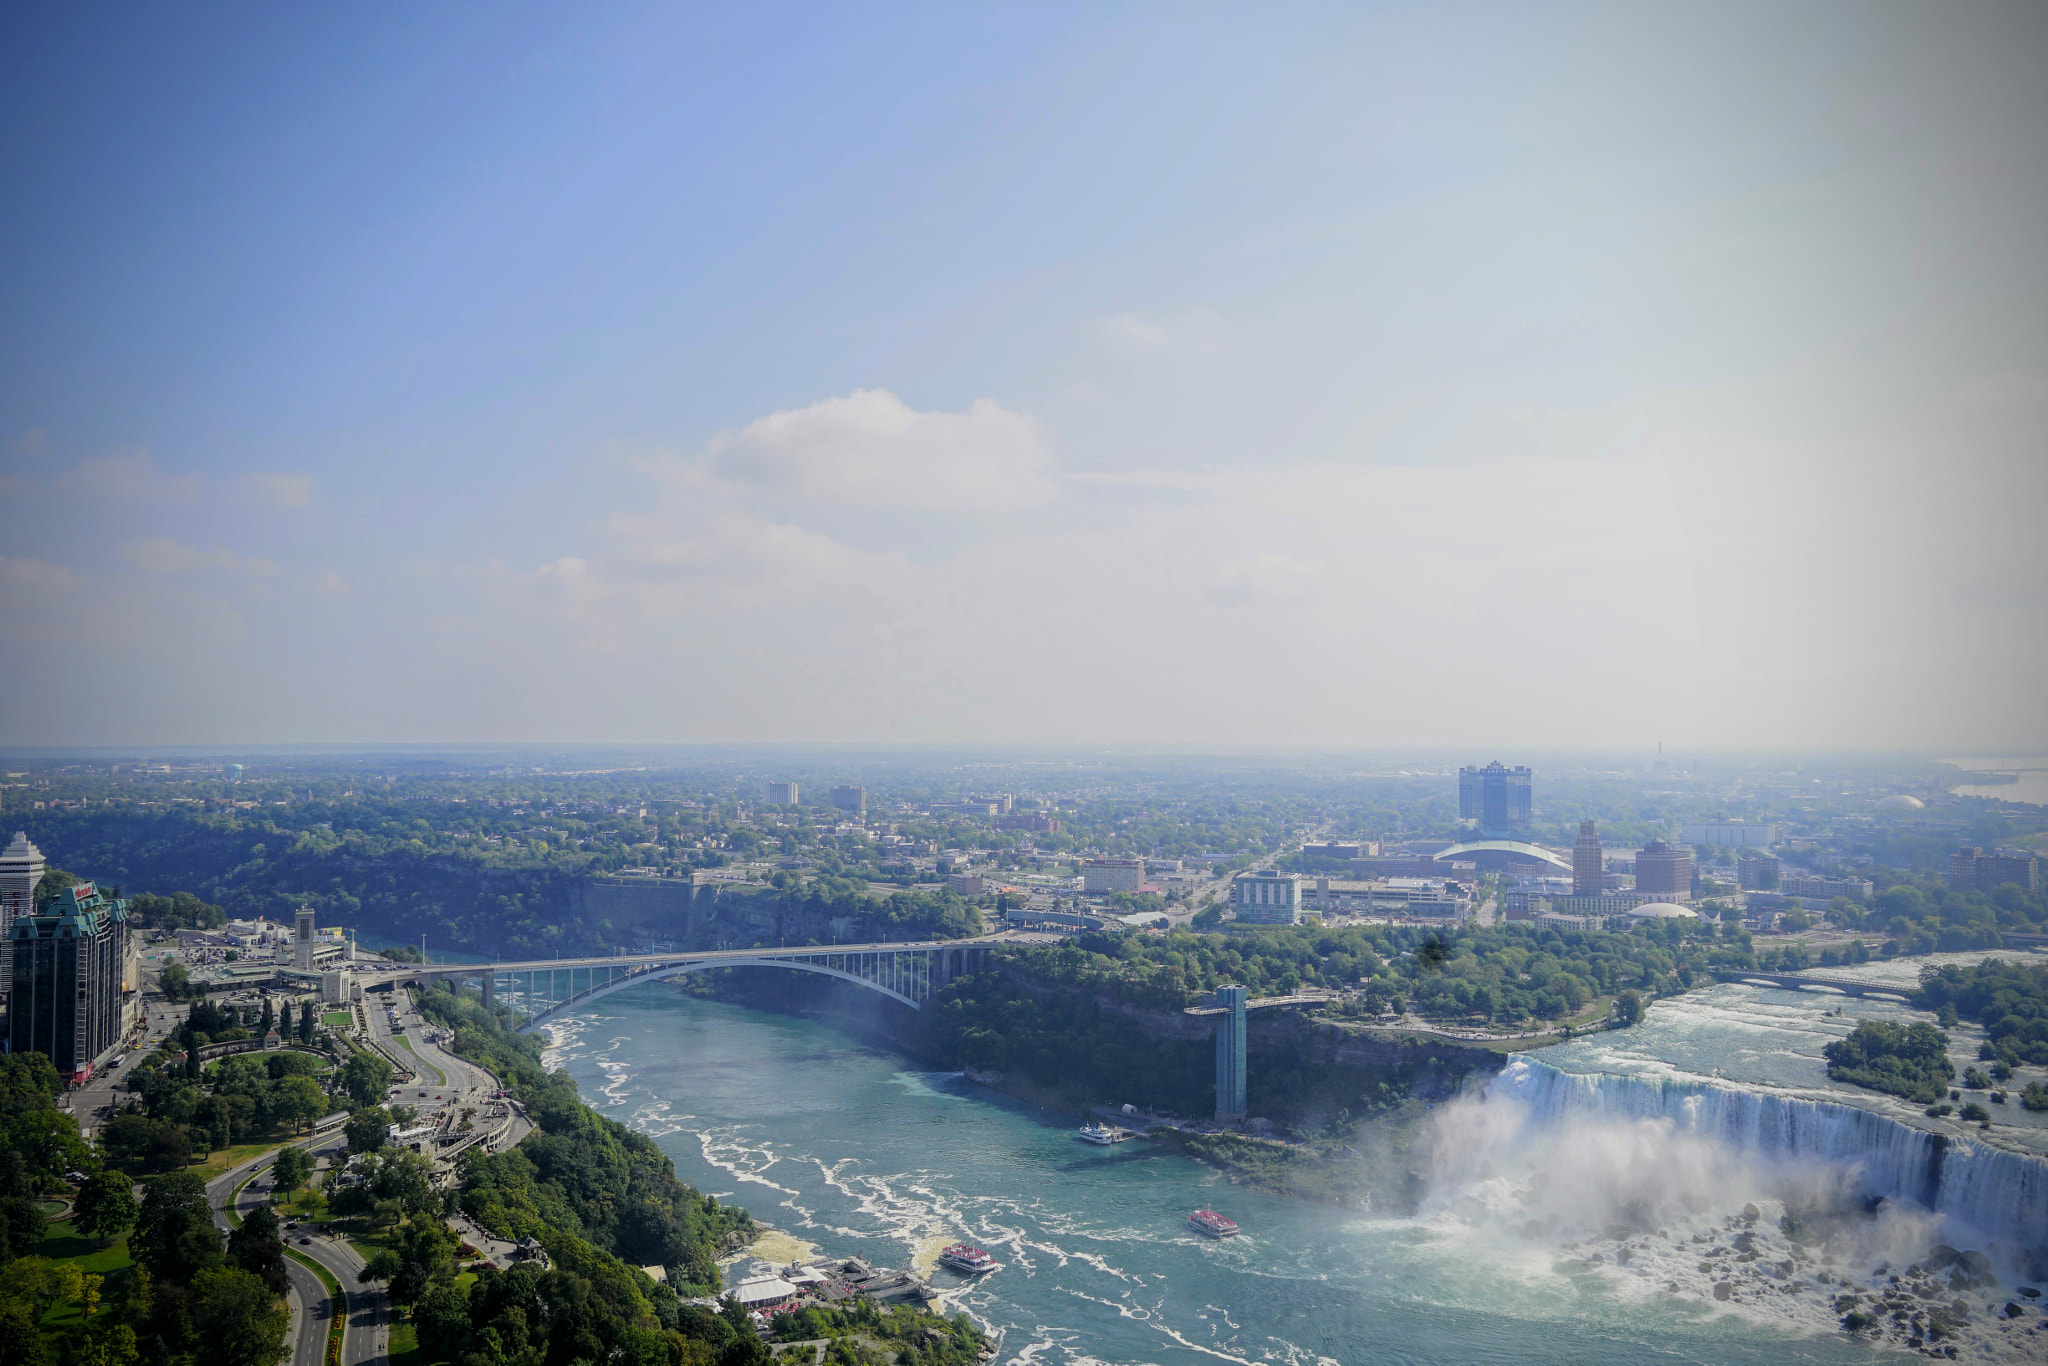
top-left (938, 1242), bottom-right (998, 1274)
top-left (1188, 1209), bottom-right (1239, 1238)
top-left (1078, 1123), bottom-right (1127, 1144)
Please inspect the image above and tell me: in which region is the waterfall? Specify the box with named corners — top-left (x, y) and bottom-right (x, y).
top-left (1490, 1054), bottom-right (2048, 1253)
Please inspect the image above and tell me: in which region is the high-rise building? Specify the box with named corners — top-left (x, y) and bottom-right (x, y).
top-left (1571, 821), bottom-right (1603, 897)
top-left (9, 881), bottom-right (130, 1082)
top-left (1232, 871), bottom-right (1302, 924)
top-left (1082, 859), bottom-right (1145, 894)
top-left (1214, 984), bottom-right (1247, 1122)
top-left (1948, 848), bottom-right (2038, 895)
top-left (829, 785), bottom-right (866, 816)
top-left (765, 781), bottom-right (799, 805)
top-left (1737, 849), bottom-right (1780, 891)
top-left (294, 907), bottom-right (317, 971)
top-left (0, 831), bottom-right (45, 990)
top-left (1634, 840), bottom-right (1694, 898)
top-left (1458, 762), bottom-right (1532, 835)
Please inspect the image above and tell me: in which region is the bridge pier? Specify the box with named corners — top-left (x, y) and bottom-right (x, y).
top-left (482, 974), bottom-right (494, 1013)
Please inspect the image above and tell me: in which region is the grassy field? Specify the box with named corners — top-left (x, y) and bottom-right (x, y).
top-left (36, 1222), bottom-right (136, 1336)
top-left (323, 1011), bottom-right (353, 1028)
top-left (178, 1135), bottom-right (295, 1184)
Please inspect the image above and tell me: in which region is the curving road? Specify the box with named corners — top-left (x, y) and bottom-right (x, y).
top-left (209, 1134), bottom-right (392, 1366)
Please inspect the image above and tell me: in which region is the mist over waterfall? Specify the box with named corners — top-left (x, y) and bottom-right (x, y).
top-left (1462, 1055), bottom-right (2048, 1256)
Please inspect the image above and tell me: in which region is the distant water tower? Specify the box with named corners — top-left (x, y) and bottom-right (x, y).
top-left (226, 764), bottom-right (245, 783)
top-left (1214, 984), bottom-right (1247, 1122)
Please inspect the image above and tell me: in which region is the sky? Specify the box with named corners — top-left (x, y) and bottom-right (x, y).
top-left (2, 1), bottom-right (2043, 751)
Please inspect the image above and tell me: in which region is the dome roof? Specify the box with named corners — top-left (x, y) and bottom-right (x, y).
top-left (1626, 901), bottom-right (1697, 919)
top-left (1875, 794), bottom-right (1925, 810)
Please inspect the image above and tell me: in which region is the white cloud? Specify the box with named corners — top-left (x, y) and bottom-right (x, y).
top-left (245, 472), bottom-right (314, 507)
top-left (0, 556), bottom-right (78, 590)
top-left (704, 388), bottom-right (1058, 512)
top-left (1095, 306), bottom-right (1230, 357)
top-left (69, 452), bottom-right (203, 502)
top-left (122, 537), bottom-right (277, 577)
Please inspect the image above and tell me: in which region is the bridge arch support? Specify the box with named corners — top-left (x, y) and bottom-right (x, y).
top-left (512, 956), bottom-right (925, 1035)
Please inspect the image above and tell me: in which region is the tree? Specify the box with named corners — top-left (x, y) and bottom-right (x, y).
top-left (298, 1006), bottom-right (315, 1045)
top-left (159, 961), bottom-right (191, 999)
top-left (277, 1002), bottom-right (293, 1038)
top-left (73, 1172), bottom-right (139, 1247)
top-left (131, 1172), bottom-right (222, 1284)
top-left (345, 1107), bottom-right (390, 1155)
top-left (192, 1266), bottom-right (289, 1366)
top-left (272, 1075), bottom-right (328, 1132)
top-left (1613, 990), bottom-right (1645, 1028)
top-left (270, 1144), bottom-right (315, 1198)
top-left (226, 1205), bottom-right (290, 1294)
top-left (412, 1283), bottom-right (472, 1363)
top-left (340, 1052), bottom-right (392, 1108)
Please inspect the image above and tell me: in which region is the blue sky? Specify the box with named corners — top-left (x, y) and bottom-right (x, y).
top-left (3, 2), bottom-right (2044, 748)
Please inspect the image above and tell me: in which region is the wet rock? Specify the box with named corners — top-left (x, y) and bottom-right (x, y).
top-left (1741, 1203), bottom-right (1761, 1223)
top-left (2020, 1286), bottom-right (2041, 1298)
top-left (2006, 1303), bottom-right (2025, 1319)
top-left (1615, 1249), bottom-right (1632, 1266)
top-left (1714, 1281), bottom-right (1734, 1302)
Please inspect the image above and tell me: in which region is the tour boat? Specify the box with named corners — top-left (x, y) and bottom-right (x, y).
top-left (1077, 1123), bottom-right (1122, 1145)
top-left (1187, 1210), bottom-right (1239, 1239)
top-left (938, 1242), bottom-right (998, 1274)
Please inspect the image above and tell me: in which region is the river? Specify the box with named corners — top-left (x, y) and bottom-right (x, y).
top-left (526, 977), bottom-right (2048, 1366)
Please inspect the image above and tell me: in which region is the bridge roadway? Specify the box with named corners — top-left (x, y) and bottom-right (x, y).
top-left (1712, 969), bottom-right (1913, 999)
top-left (381, 935), bottom-right (1004, 1032)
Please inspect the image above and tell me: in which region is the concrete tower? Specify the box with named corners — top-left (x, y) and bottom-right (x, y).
top-left (1572, 820), bottom-right (1603, 897)
top-left (294, 906), bottom-right (316, 971)
top-left (1214, 984), bottom-right (1248, 1122)
top-left (0, 832), bottom-right (45, 988)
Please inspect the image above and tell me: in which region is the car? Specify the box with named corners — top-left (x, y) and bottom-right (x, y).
top-left (298, 1236), bottom-right (312, 1245)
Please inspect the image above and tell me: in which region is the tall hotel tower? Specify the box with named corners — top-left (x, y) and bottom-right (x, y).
top-left (0, 832), bottom-right (46, 990)
top-left (1572, 821), bottom-right (1603, 897)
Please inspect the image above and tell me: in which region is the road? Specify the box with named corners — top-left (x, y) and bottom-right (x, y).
top-left (1164, 823), bottom-right (1329, 927)
top-left (362, 983), bottom-right (532, 1152)
top-left (209, 1134), bottom-right (391, 1366)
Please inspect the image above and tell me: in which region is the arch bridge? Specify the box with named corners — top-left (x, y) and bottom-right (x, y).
top-left (393, 939), bottom-right (1000, 1034)
top-left (1711, 969), bottom-right (1912, 1000)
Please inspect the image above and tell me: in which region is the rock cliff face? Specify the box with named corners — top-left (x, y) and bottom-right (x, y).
top-left (693, 959), bottom-right (1504, 1131)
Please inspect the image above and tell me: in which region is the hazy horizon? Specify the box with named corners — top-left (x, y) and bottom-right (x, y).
top-left (4, 2), bottom-right (2044, 751)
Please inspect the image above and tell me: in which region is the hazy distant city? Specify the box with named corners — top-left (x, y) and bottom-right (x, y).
top-left (5, 5), bottom-right (2047, 1366)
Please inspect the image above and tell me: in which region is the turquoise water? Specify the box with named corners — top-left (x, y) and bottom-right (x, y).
top-left (541, 988), bottom-right (1885, 1366)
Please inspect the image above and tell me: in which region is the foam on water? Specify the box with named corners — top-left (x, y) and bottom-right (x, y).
top-left (535, 984), bottom-right (1943, 1366)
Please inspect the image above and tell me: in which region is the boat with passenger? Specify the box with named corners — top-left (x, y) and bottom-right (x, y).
top-left (1077, 1123), bottom-right (1126, 1144)
top-left (937, 1242), bottom-right (999, 1274)
top-left (1187, 1209), bottom-right (1239, 1238)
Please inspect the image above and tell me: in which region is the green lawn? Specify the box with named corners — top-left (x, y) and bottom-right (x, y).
top-left (37, 1223), bottom-right (136, 1336)
top-left (175, 1134), bottom-right (297, 1184)
top-left (323, 1011), bottom-right (353, 1028)
top-left (389, 1318), bottom-right (421, 1366)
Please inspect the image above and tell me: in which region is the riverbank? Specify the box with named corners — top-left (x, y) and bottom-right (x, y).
top-left (669, 966), bottom-right (1504, 1213)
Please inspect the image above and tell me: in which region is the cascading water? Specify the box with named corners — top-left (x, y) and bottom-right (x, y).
top-left (1489, 1054), bottom-right (2048, 1253)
